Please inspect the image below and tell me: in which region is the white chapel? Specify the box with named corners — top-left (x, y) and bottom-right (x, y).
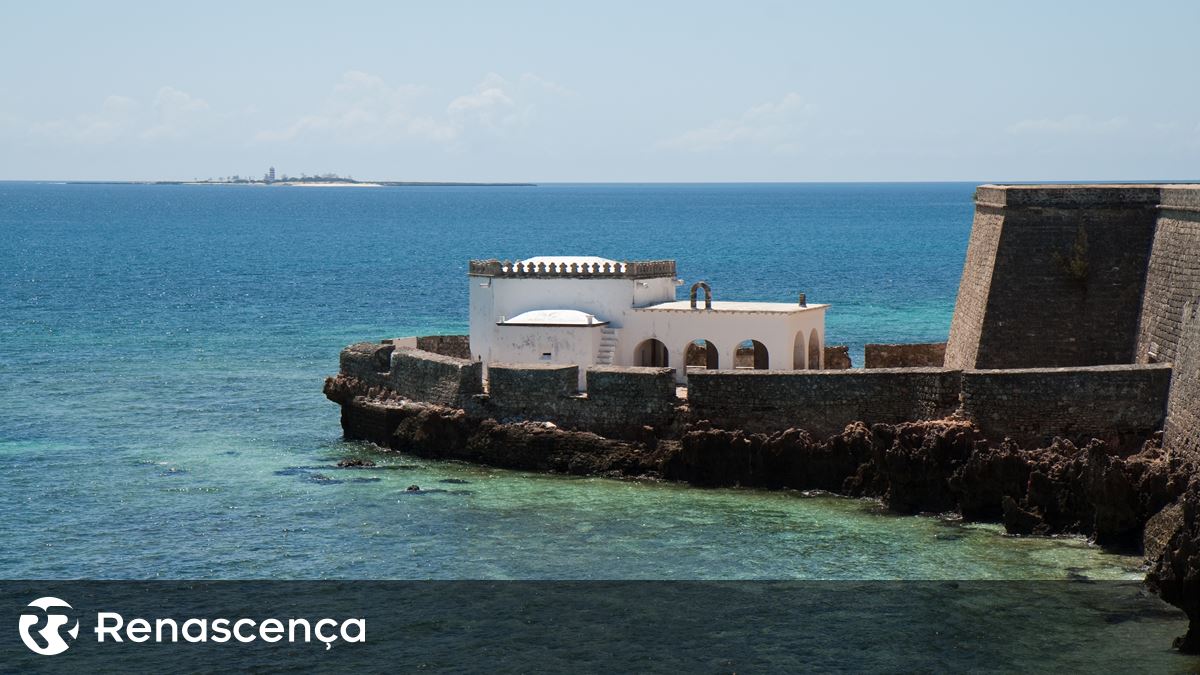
top-left (468, 256), bottom-right (827, 388)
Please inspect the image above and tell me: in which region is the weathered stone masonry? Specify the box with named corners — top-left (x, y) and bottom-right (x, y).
top-left (959, 364), bottom-right (1172, 449)
top-left (1166, 302), bottom-right (1200, 457)
top-left (946, 185), bottom-right (1161, 370)
top-left (687, 368), bottom-right (960, 438)
top-left (331, 344), bottom-right (1171, 449)
top-left (1137, 186), bottom-right (1200, 365)
top-left (943, 183), bottom-right (1200, 458)
top-left (484, 363), bottom-right (677, 440)
top-left (864, 342), bottom-right (946, 369)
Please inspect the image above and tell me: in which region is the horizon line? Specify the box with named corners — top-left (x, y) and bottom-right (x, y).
top-left (3, 178), bottom-right (1200, 186)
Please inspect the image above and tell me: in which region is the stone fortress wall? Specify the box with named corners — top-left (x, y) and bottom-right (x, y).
top-left (335, 338), bottom-right (1171, 448)
top-left (863, 342), bottom-right (946, 368)
top-left (335, 183), bottom-right (1200, 453)
top-left (945, 185), bottom-right (1162, 369)
top-left (1165, 302), bottom-right (1200, 456)
top-left (945, 183), bottom-right (1200, 456)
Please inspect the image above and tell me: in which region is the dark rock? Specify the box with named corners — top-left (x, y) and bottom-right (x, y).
top-left (1001, 495), bottom-right (1045, 535)
top-left (1145, 501), bottom-right (1185, 562)
top-left (1145, 487), bottom-right (1200, 654)
top-left (337, 458), bottom-right (377, 468)
top-left (953, 439), bottom-right (1030, 521)
top-left (406, 484), bottom-right (421, 491)
top-left (870, 420), bottom-right (976, 514)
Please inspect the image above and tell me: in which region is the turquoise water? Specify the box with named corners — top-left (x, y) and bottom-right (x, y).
top-left (0, 183), bottom-right (1148, 580)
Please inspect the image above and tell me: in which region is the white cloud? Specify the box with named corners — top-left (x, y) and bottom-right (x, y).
top-left (519, 73), bottom-right (573, 97)
top-left (1006, 114), bottom-right (1127, 135)
top-left (659, 93), bottom-right (817, 153)
top-left (257, 71), bottom-right (569, 145)
top-left (447, 72), bottom-right (572, 130)
top-left (442, 72), bottom-right (570, 137)
top-left (448, 73), bottom-right (517, 128)
top-left (141, 87), bottom-right (210, 140)
top-left (29, 87), bottom-right (213, 144)
top-left (32, 95), bottom-right (141, 144)
top-left (256, 70), bottom-right (453, 144)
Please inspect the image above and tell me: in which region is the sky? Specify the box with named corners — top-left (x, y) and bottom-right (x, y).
top-left (1, 1), bottom-right (1198, 182)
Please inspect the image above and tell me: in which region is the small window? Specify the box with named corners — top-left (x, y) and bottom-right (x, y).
top-left (540, 352), bottom-right (552, 361)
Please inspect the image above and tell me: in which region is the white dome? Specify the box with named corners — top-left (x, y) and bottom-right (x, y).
top-left (499, 309), bottom-right (606, 326)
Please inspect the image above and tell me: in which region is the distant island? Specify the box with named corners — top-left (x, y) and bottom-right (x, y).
top-left (73, 168), bottom-right (534, 188)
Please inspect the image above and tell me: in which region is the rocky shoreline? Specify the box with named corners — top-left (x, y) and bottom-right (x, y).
top-left (325, 372), bottom-right (1200, 651)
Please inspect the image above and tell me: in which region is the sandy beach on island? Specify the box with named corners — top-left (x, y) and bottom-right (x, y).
top-left (280, 181), bottom-right (382, 187)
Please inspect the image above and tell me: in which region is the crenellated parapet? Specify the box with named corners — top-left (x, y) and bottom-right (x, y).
top-left (468, 258), bottom-right (676, 279)
top-left (328, 335), bottom-right (1172, 450)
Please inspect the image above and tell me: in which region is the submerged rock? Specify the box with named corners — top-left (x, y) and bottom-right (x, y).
top-left (337, 458), bottom-right (377, 468)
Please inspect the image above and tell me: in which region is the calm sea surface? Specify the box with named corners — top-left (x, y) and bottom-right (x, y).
top-left (0, 182), bottom-right (1193, 665)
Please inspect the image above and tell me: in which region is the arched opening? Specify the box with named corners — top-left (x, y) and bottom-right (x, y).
top-left (635, 338), bottom-right (669, 367)
top-left (733, 339), bottom-right (769, 369)
top-left (808, 328), bottom-right (821, 370)
top-left (684, 339), bottom-right (720, 370)
top-left (689, 281), bottom-right (713, 309)
top-left (793, 332), bottom-right (807, 370)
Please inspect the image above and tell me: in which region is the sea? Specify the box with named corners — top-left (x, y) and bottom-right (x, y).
top-left (1, 182), bottom-right (1195, 669)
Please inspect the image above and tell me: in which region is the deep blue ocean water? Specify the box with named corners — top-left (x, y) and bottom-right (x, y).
top-left (5, 182), bottom-right (1196, 667)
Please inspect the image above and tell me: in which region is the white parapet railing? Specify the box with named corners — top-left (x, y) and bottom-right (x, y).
top-left (469, 259), bottom-right (676, 279)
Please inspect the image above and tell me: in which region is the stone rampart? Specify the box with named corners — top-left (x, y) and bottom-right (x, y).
top-left (1164, 301), bottom-right (1200, 456)
top-left (1136, 187), bottom-right (1200, 365)
top-left (864, 342), bottom-right (946, 368)
top-left (686, 368), bottom-right (961, 437)
top-left (946, 185), bottom-right (1161, 369)
top-left (479, 363), bottom-right (678, 438)
top-left (417, 335), bottom-right (471, 359)
top-left (823, 345), bottom-right (852, 370)
top-left (586, 365), bottom-right (677, 409)
top-left (336, 339), bottom-right (1174, 446)
top-left (959, 364), bottom-right (1171, 447)
top-left (385, 335), bottom-right (472, 359)
top-left (339, 342), bottom-right (395, 387)
top-left (487, 363), bottom-right (579, 404)
top-left (388, 348), bottom-right (483, 407)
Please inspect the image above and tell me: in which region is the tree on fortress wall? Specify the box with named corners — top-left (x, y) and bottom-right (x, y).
top-left (1054, 225), bottom-right (1090, 287)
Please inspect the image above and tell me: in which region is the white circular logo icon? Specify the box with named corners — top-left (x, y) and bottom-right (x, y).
top-left (18, 597), bottom-right (79, 656)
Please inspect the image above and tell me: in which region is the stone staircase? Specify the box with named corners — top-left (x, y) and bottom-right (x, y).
top-left (597, 327), bottom-right (619, 365)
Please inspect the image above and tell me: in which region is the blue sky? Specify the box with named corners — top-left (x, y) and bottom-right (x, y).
top-left (2, 1), bottom-right (1197, 182)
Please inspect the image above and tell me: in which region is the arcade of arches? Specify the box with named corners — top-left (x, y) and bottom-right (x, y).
top-left (637, 331), bottom-right (821, 371)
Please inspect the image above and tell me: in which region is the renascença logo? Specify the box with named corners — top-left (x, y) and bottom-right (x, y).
top-left (16, 596), bottom-right (366, 655)
top-left (18, 597), bottom-right (80, 656)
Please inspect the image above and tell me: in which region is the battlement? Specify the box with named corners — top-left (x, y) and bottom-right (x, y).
top-left (468, 258), bottom-right (677, 279)
top-left (973, 184), bottom-right (1165, 210)
top-left (332, 336), bottom-right (1170, 448)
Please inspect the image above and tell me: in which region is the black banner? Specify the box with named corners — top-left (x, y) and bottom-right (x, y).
top-left (0, 581), bottom-right (1194, 673)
